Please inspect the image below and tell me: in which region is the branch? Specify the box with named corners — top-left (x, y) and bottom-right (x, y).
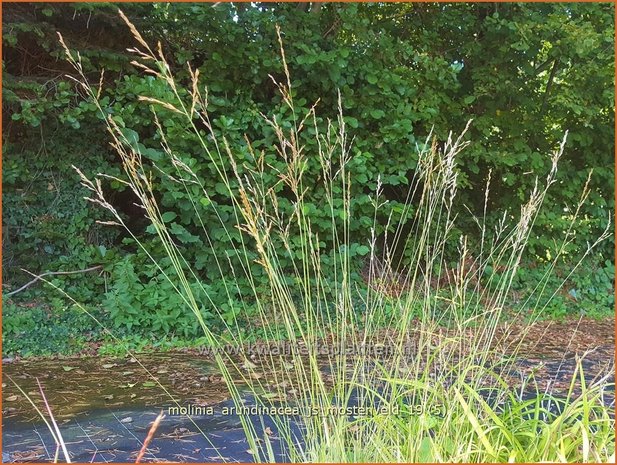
top-left (540, 58), bottom-right (559, 116)
top-left (4, 265), bottom-right (103, 297)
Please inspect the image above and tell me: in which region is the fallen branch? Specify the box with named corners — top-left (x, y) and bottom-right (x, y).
top-left (4, 265), bottom-right (103, 297)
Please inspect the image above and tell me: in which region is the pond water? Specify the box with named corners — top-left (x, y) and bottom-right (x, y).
top-left (3, 397), bottom-right (303, 462)
top-left (3, 320), bottom-right (615, 462)
top-left (2, 354), bottom-right (295, 462)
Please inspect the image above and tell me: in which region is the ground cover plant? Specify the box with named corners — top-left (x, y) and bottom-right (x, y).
top-left (32, 12), bottom-right (615, 462)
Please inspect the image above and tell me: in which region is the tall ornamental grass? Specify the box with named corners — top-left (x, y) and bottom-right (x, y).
top-left (58, 15), bottom-right (614, 463)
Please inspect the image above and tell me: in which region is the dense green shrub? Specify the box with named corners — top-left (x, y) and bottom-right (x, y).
top-left (3, 3), bottom-right (614, 341)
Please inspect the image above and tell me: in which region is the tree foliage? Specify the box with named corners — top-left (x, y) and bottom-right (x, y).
top-left (3, 3), bottom-right (613, 337)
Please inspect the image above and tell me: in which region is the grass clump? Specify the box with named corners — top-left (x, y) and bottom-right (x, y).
top-left (58, 16), bottom-right (614, 463)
